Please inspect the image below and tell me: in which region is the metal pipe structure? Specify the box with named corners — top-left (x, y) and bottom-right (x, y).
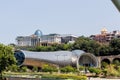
top-left (112, 0), bottom-right (120, 12)
top-left (14, 50), bottom-right (98, 68)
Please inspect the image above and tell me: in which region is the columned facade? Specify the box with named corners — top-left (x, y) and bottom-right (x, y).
top-left (16, 30), bottom-right (77, 47)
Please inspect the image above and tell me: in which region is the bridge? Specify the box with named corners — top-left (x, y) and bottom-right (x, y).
top-left (97, 55), bottom-right (120, 67)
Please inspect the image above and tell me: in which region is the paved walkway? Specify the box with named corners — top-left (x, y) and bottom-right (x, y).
top-left (88, 77), bottom-right (120, 80)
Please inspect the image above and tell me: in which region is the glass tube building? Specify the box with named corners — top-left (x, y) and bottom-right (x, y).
top-left (14, 50), bottom-right (98, 68)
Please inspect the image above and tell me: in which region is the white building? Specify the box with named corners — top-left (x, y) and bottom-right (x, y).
top-left (16, 30), bottom-right (62, 46)
top-left (16, 29), bottom-right (77, 46)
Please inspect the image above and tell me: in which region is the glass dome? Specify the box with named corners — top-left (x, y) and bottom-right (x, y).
top-left (34, 29), bottom-right (43, 37)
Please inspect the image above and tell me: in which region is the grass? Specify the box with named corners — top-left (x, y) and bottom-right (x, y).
top-left (4, 72), bottom-right (87, 80)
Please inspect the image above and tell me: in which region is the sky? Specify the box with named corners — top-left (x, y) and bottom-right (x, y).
top-left (0, 0), bottom-right (120, 44)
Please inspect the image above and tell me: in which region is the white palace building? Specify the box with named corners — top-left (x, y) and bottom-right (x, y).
top-left (16, 29), bottom-right (77, 46)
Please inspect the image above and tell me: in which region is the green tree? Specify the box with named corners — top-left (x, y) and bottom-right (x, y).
top-left (0, 44), bottom-right (16, 79)
top-left (109, 38), bottom-right (120, 55)
top-left (35, 46), bottom-right (47, 51)
top-left (99, 44), bottom-right (110, 56)
top-left (58, 44), bottom-right (72, 50)
top-left (73, 36), bottom-right (101, 55)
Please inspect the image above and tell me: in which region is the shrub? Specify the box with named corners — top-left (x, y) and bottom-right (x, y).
top-left (102, 69), bottom-right (107, 77)
top-left (20, 66), bottom-right (28, 72)
top-left (7, 64), bottom-right (19, 72)
top-left (60, 66), bottom-right (75, 73)
top-left (42, 65), bottom-right (58, 72)
top-left (101, 62), bottom-right (109, 69)
top-left (79, 66), bottom-right (85, 71)
top-left (88, 67), bottom-right (101, 76)
top-left (32, 66), bottom-right (38, 72)
top-left (106, 64), bottom-right (119, 77)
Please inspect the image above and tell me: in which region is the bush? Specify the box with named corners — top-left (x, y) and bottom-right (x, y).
top-left (106, 64), bottom-right (119, 77)
top-left (20, 66), bottom-right (28, 72)
top-left (113, 60), bottom-right (120, 66)
top-left (88, 67), bottom-right (101, 76)
top-left (7, 64), bottom-right (19, 72)
top-left (101, 62), bottom-right (109, 69)
top-left (42, 65), bottom-right (58, 72)
top-left (79, 66), bottom-right (85, 71)
top-left (60, 66), bottom-right (75, 73)
top-left (32, 66), bottom-right (38, 72)
top-left (102, 69), bottom-right (107, 77)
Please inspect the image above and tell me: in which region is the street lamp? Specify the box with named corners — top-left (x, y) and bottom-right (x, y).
top-left (112, 0), bottom-right (120, 12)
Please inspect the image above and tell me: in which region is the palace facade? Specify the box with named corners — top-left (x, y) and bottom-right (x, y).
top-left (16, 29), bottom-right (77, 46)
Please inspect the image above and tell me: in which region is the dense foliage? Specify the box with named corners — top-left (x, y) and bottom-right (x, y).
top-left (73, 37), bottom-right (120, 56)
top-left (42, 64), bottom-right (58, 72)
top-left (109, 38), bottom-right (120, 55)
top-left (0, 44), bottom-right (16, 79)
top-left (60, 66), bottom-right (76, 73)
top-left (16, 36), bottom-right (120, 56)
top-left (27, 43), bottom-right (73, 51)
top-left (73, 36), bottom-right (101, 56)
top-left (88, 67), bottom-right (101, 76)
